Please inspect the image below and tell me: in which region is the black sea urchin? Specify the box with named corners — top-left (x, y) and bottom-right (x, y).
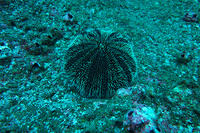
top-left (65, 29), bottom-right (137, 98)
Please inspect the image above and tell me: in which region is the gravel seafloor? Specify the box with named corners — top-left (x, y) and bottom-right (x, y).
top-left (0, 0), bottom-right (200, 132)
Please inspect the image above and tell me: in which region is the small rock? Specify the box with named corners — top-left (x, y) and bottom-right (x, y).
top-left (28, 61), bottom-right (45, 74)
top-left (116, 88), bottom-right (132, 97)
top-left (63, 12), bottom-right (73, 22)
top-left (183, 12), bottom-right (199, 23)
top-left (0, 45), bottom-right (12, 65)
top-left (6, 81), bottom-right (18, 88)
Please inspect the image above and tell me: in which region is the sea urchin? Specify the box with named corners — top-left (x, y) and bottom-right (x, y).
top-left (65, 29), bottom-right (137, 98)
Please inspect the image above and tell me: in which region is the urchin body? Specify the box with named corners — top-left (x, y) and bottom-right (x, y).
top-left (65, 29), bottom-right (137, 98)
